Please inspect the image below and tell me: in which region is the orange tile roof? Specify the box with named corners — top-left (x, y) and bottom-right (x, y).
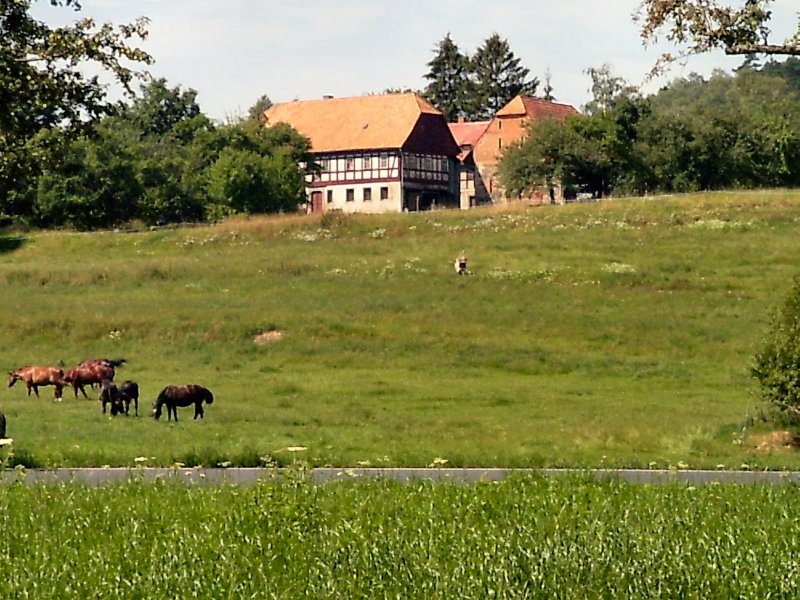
top-left (495, 96), bottom-right (579, 120)
top-left (263, 93), bottom-right (446, 153)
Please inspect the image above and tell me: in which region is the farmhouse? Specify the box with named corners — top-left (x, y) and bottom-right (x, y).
top-left (471, 95), bottom-right (580, 204)
top-left (263, 93), bottom-right (461, 214)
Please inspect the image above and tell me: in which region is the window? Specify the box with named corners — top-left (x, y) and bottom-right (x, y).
top-left (345, 157), bottom-right (355, 170)
top-left (363, 188), bottom-right (372, 202)
top-left (346, 189), bottom-right (355, 202)
top-left (318, 158), bottom-right (329, 172)
top-left (363, 156), bottom-right (372, 170)
top-left (326, 190), bottom-right (333, 204)
top-left (380, 187), bottom-right (389, 200)
top-left (379, 153), bottom-right (389, 168)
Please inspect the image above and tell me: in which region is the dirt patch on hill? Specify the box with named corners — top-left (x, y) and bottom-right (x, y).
top-left (253, 330), bottom-right (285, 345)
top-left (750, 431), bottom-right (799, 453)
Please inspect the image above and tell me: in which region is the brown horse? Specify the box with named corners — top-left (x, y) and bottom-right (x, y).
top-left (64, 358), bottom-right (124, 399)
top-left (152, 384), bottom-right (214, 421)
top-left (7, 366), bottom-right (66, 401)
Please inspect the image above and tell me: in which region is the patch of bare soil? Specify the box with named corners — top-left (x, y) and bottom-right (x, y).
top-left (751, 431), bottom-right (799, 453)
top-left (253, 330), bottom-right (284, 345)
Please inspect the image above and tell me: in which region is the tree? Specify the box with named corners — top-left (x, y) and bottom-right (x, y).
top-left (0, 0), bottom-right (152, 219)
top-left (471, 34), bottom-right (538, 119)
top-left (542, 69), bottom-right (556, 102)
top-left (753, 276), bottom-right (800, 422)
top-left (422, 33), bottom-right (473, 121)
top-left (247, 95), bottom-right (273, 124)
top-left (583, 65), bottom-right (639, 116)
top-left (635, 0), bottom-right (800, 75)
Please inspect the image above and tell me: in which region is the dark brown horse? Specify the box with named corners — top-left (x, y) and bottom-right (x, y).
top-left (7, 366), bottom-right (65, 400)
top-left (152, 384), bottom-right (214, 421)
top-left (64, 358), bottom-right (124, 399)
top-left (118, 380), bottom-right (139, 416)
top-left (100, 380), bottom-right (124, 416)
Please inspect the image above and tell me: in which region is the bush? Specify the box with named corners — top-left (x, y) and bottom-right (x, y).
top-left (752, 275), bottom-right (800, 420)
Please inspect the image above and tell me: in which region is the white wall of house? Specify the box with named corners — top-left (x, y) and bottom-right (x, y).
top-left (315, 181), bottom-right (403, 214)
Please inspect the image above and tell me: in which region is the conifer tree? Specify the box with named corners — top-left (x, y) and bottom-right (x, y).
top-left (422, 34), bottom-right (473, 121)
top-left (471, 34), bottom-right (538, 119)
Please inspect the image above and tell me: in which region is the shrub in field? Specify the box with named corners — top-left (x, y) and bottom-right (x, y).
top-left (753, 275), bottom-right (800, 421)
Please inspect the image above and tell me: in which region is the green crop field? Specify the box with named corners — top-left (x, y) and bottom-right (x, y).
top-left (2, 190), bottom-right (800, 469)
top-left (1, 474), bottom-right (800, 598)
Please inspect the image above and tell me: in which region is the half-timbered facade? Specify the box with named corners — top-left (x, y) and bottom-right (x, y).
top-left (263, 94), bottom-right (461, 214)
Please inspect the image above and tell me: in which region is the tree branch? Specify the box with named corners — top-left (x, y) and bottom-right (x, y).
top-left (725, 43), bottom-right (800, 55)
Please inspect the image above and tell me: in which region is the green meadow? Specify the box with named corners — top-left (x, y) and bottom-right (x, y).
top-left (1, 190), bottom-right (799, 469)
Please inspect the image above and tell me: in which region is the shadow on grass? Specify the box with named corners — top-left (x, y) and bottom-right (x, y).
top-left (0, 236), bottom-right (25, 254)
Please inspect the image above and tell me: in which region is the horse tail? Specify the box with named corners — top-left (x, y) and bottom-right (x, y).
top-left (204, 388), bottom-right (214, 404)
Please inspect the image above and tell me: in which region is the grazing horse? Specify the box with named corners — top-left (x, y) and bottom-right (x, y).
top-left (152, 384), bottom-right (214, 422)
top-left (64, 358), bottom-right (123, 399)
top-left (80, 358), bottom-right (126, 370)
top-left (118, 380), bottom-right (139, 416)
top-left (7, 366), bottom-right (65, 401)
top-left (100, 380), bottom-right (124, 416)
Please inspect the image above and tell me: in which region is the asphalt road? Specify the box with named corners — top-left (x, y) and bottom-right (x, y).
top-left (3, 467), bottom-right (800, 486)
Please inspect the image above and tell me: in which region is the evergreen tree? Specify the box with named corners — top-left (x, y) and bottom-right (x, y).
top-left (542, 69), bottom-right (556, 102)
top-left (422, 34), bottom-right (472, 121)
top-left (471, 34), bottom-right (538, 119)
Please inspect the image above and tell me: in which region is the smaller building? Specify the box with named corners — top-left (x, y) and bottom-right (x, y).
top-left (472, 96), bottom-right (580, 204)
top-left (263, 93), bottom-right (461, 214)
top-left (448, 119), bottom-right (491, 209)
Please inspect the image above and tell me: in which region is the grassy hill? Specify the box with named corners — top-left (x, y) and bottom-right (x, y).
top-left (2, 190), bottom-right (800, 469)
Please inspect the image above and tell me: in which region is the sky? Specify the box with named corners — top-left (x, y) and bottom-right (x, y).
top-left (32, 0), bottom-right (800, 122)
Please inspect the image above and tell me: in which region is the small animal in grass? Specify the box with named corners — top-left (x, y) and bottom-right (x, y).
top-left (454, 252), bottom-right (468, 275)
top-left (152, 384), bottom-right (214, 422)
top-left (7, 366), bottom-right (65, 401)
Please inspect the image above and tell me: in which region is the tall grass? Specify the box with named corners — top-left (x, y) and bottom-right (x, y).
top-left (0, 475), bottom-right (799, 597)
top-left (2, 190), bottom-right (800, 467)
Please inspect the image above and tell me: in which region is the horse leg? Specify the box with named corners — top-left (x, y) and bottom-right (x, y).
top-left (54, 384), bottom-right (63, 401)
top-left (194, 402), bottom-right (204, 420)
top-left (30, 384), bottom-right (39, 398)
top-left (78, 384), bottom-right (88, 399)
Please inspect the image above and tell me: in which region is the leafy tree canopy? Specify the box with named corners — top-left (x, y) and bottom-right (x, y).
top-left (636, 0), bottom-right (800, 75)
top-left (1, 0), bottom-right (152, 216)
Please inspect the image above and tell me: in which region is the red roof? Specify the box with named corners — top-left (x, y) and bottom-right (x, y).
top-left (495, 96), bottom-right (579, 120)
top-left (448, 121), bottom-right (491, 148)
